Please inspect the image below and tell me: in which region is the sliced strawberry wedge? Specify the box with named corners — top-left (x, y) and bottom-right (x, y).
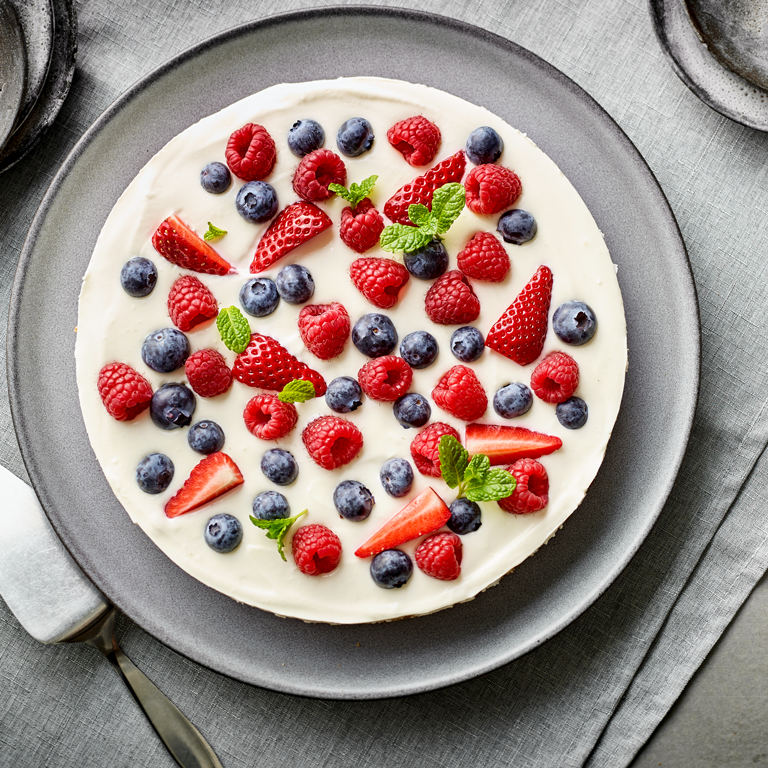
top-left (355, 487), bottom-right (451, 558)
top-left (164, 452), bottom-right (244, 518)
top-left (152, 215), bottom-right (235, 276)
top-left (465, 423), bottom-right (562, 466)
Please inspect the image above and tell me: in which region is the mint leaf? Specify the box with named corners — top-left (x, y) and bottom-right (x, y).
top-left (204, 222), bottom-right (227, 241)
top-left (463, 454), bottom-right (490, 486)
top-left (465, 468), bottom-right (516, 503)
top-left (278, 379), bottom-right (316, 404)
top-left (380, 223), bottom-right (433, 254)
top-left (328, 174), bottom-right (378, 208)
top-left (250, 510), bottom-right (308, 561)
top-left (407, 204), bottom-right (433, 229)
top-left (216, 306), bottom-right (251, 353)
top-left (431, 183), bottom-right (465, 234)
top-left (438, 435), bottom-right (469, 489)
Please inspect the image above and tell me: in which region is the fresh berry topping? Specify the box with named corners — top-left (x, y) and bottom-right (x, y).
top-left (450, 326), bottom-right (485, 362)
top-left (150, 383), bottom-right (196, 430)
top-left (120, 257), bottom-right (157, 297)
top-left (142, 327), bottom-right (190, 373)
top-left (243, 393), bottom-right (299, 440)
top-left (339, 198), bottom-right (385, 253)
top-left (493, 382), bottom-right (533, 419)
top-left (358, 356), bottom-right (413, 402)
top-left (355, 487), bottom-right (451, 558)
top-left (399, 331), bottom-right (438, 369)
top-left (235, 181), bottom-right (279, 223)
top-left (298, 302), bottom-right (350, 360)
top-left (465, 126), bottom-right (503, 165)
top-left (333, 480), bottom-right (375, 522)
top-left (204, 513), bottom-right (243, 553)
top-left (380, 458), bottom-right (414, 498)
top-left (351, 313), bottom-right (398, 357)
top-left (252, 490), bottom-right (290, 520)
top-left (135, 453), bottom-right (174, 494)
top-left (152, 215), bottom-right (235, 276)
top-left (336, 117), bottom-right (375, 157)
top-left (556, 396), bottom-right (589, 429)
top-left (276, 264), bottom-right (315, 304)
top-left (187, 421), bottom-right (226, 454)
top-left (553, 301), bottom-right (597, 345)
top-left (410, 422), bottom-right (460, 477)
top-left (384, 150), bottom-right (466, 224)
top-left (302, 416), bottom-right (363, 470)
top-left (432, 365), bottom-right (488, 421)
top-left (292, 524), bottom-right (342, 575)
top-left (239, 277), bottom-right (280, 317)
top-left (287, 119), bottom-right (325, 157)
top-left (164, 452), bottom-right (244, 518)
top-left (415, 531), bottom-right (462, 580)
top-left (97, 362), bottom-right (153, 421)
top-left (457, 232), bottom-right (510, 282)
top-left (485, 265), bottom-right (553, 365)
top-left (424, 270), bottom-right (480, 325)
top-left (447, 498), bottom-right (482, 535)
top-left (498, 458), bottom-right (549, 513)
top-left (225, 123), bottom-right (276, 181)
top-left (325, 376), bottom-right (363, 413)
top-left (370, 550), bottom-right (413, 589)
top-left (387, 115), bottom-right (441, 167)
top-left (261, 448), bottom-right (299, 486)
top-left (530, 351), bottom-right (579, 404)
top-left (200, 161), bottom-right (232, 194)
top-left (249, 202), bottom-right (332, 273)
top-left (498, 209), bottom-right (537, 244)
top-left (349, 257), bottom-right (410, 309)
top-left (167, 275), bottom-right (218, 332)
top-left (465, 423), bottom-right (562, 465)
top-left (393, 392), bottom-right (431, 428)
top-left (184, 348), bottom-right (232, 398)
top-left (403, 238), bottom-right (449, 280)
top-left (464, 164), bottom-right (522, 215)
top-left (293, 148), bottom-right (347, 202)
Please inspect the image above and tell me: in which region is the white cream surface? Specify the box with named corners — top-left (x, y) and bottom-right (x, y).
top-left (75, 78), bottom-right (627, 624)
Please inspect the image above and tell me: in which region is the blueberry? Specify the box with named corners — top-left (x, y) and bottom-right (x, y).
top-left (497, 209), bottom-right (537, 245)
top-left (553, 301), bottom-right (597, 346)
top-left (370, 550), bottom-right (413, 589)
top-left (325, 376), bottom-right (363, 413)
top-left (261, 449), bottom-right (299, 486)
top-left (200, 161), bottom-right (232, 194)
top-left (493, 383), bottom-right (533, 419)
top-left (336, 117), bottom-right (374, 157)
top-left (150, 383), bottom-right (197, 430)
top-left (288, 119), bottom-right (325, 157)
top-left (120, 257), bottom-right (157, 297)
top-left (141, 327), bottom-right (190, 373)
top-left (400, 331), bottom-right (438, 369)
top-left (204, 513), bottom-right (243, 553)
top-left (556, 396), bottom-right (588, 429)
top-left (275, 264), bottom-right (314, 304)
top-left (240, 277), bottom-right (280, 317)
top-left (352, 313), bottom-right (398, 357)
top-left (448, 498), bottom-right (482, 535)
top-left (466, 126), bottom-right (504, 165)
top-left (251, 491), bottom-right (290, 520)
top-left (333, 480), bottom-right (374, 522)
top-left (135, 453), bottom-right (174, 494)
top-left (450, 326), bottom-right (485, 363)
top-left (380, 458), bottom-right (414, 498)
top-left (187, 421), bottom-right (225, 454)
top-left (393, 393), bottom-right (431, 428)
top-left (235, 181), bottom-right (278, 224)
top-left (403, 239), bottom-right (449, 280)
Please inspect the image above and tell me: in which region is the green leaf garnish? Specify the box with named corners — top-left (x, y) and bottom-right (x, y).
top-left (204, 222), bottom-right (227, 241)
top-left (278, 379), bottom-right (316, 404)
top-left (250, 510), bottom-right (308, 561)
top-left (407, 204), bottom-right (433, 229)
top-left (463, 454), bottom-right (489, 485)
top-left (379, 223), bottom-right (433, 254)
top-left (216, 306), bottom-right (251, 353)
top-left (430, 183), bottom-right (466, 234)
top-left (465, 468), bottom-right (515, 503)
top-left (438, 435), bottom-right (469, 489)
top-left (438, 434), bottom-right (515, 503)
top-left (328, 174), bottom-right (378, 208)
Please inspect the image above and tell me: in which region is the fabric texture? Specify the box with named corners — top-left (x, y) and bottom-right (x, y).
top-left (2, 1), bottom-right (768, 766)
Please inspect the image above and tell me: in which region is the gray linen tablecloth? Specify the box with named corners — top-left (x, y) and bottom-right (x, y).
top-left (2, 0), bottom-right (768, 765)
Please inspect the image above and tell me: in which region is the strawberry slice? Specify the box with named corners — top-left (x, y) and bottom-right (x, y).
top-left (164, 452), bottom-right (244, 518)
top-left (152, 215), bottom-right (235, 276)
top-left (354, 487), bottom-right (451, 558)
top-left (250, 201), bottom-right (332, 273)
top-left (465, 423), bottom-right (562, 466)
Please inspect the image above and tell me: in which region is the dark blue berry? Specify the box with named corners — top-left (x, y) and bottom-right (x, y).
top-left (493, 383), bottom-right (533, 419)
top-left (497, 209), bottom-right (537, 245)
top-left (141, 328), bottom-right (190, 373)
top-left (450, 326), bottom-right (485, 363)
top-left (200, 162), bottom-right (232, 194)
top-left (380, 458), bottom-right (413, 498)
top-left (352, 313), bottom-right (398, 357)
top-left (333, 480), bottom-right (374, 522)
top-left (187, 421), bottom-right (225, 454)
top-left (120, 257), bottom-right (157, 297)
top-left (235, 181), bottom-right (278, 223)
top-left (240, 277), bottom-right (280, 317)
top-left (370, 549), bottom-right (413, 589)
top-left (447, 498), bottom-right (482, 535)
top-left (393, 393), bottom-right (431, 428)
top-left (466, 126), bottom-right (504, 165)
top-left (556, 396), bottom-right (588, 429)
top-left (261, 449), bottom-right (299, 486)
top-left (135, 453), bottom-right (174, 494)
top-left (150, 383), bottom-right (196, 430)
top-left (403, 239), bottom-right (449, 280)
top-left (275, 264), bottom-right (314, 304)
top-left (325, 376), bottom-right (363, 413)
top-left (288, 119), bottom-right (325, 157)
top-left (553, 301), bottom-right (597, 346)
top-left (251, 491), bottom-right (290, 520)
top-left (204, 513), bottom-right (243, 553)
top-left (336, 117), bottom-right (374, 157)
top-left (400, 331), bottom-right (438, 369)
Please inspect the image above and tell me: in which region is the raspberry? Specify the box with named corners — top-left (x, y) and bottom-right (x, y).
top-left (184, 349), bottom-right (232, 398)
top-left (358, 356), bottom-right (413, 402)
top-left (498, 458), bottom-right (549, 513)
top-left (349, 257), bottom-right (410, 309)
top-left (415, 532), bottom-right (463, 580)
top-left (302, 415), bottom-right (363, 470)
top-left (292, 524), bottom-right (342, 575)
top-left (298, 302), bottom-right (350, 360)
top-left (97, 362), bottom-right (153, 421)
top-left (293, 148), bottom-right (347, 202)
top-left (167, 275), bottom-right (218, 331)
top-left (431, 365), bottom-right (487, 421)
top-left (456, 232), bottom-right (510, 282)
top-left (225, 123), bottom-right (276, 181)
top-left (424, 270), bottom-right (480, 325)
top-left (464, 164), bottom-right (522, 215)
top-left (530, 351), bottom-right (580, 404)
top-left (243, 394), bottom-right (299, 440)
top-left (387, 115), bottom-right (441, 167)
top-left (410, 422), bottom-right (460, 477)
top-left (339, 198), bottom-right (385, 253)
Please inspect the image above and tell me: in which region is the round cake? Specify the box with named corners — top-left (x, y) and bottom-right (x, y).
top-left (75, 77), bottom-right (627, 624)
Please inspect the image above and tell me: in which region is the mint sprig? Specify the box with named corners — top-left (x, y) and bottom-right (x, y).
top-left (250, 510), bottom-right (308, 561)
top-left (328, 174), bottom-right (378, 209)
top-left (438, 434), bottom-right (515, 503)
top-left (216, 306), bottom-right (251, 353)
top-left (278, 380), bottom-right (316, 404)
top-left (204, 222), bottom-right (227, 241)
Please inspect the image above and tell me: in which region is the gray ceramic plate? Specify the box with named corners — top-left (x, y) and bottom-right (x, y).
top-left (8, 7), bottom-right (699, 699)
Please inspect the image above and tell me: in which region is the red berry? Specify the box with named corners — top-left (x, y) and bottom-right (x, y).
top-left (457, 232), bottom-right (510, 282)
top-left (358, 356), bottom-right (413, 402)
top-left (292, 148), bottom-right (347, 202)
top-left (302, 415), bottom-right (363, 470)
top-left (415, 532), bottom-right (462, 580)
top-left (292, 524), bottom-right (342, 575)
top-left (530, 351), bottom-right (579, 403)
top-left (410, 422), bottom-right (460, 477)
top-left (349, 257), bottom-right (410, 309)
top-left (243, 394), bottom-right (298, 440)
top-left (184, 349), bottom-right (232, 398)
top-left (167, 275), bottom-right (218, 331)
top-left (225, 123), bottom-right (276, 181)
top-left (464, 164), bottom-right (522, 215)
top-left (431, 365), bottom-right (487, 421)
top-left (97, 362), bottom-right (153, 421)
top-left (164, 452), bottom-right (244, 518)
top-left (387, 115), bottom-right (441, 167)
top-left (498, 458), bottom-right (549, 514)
top-left (152, 215), bottom-right (235, 276)
top-left (485, 265), bottom-right (553, 365)
top-left (297, 302), bottom-right (350, 360)
top-left (339, 198), bottom-right (385, 253)
top-left (424, 270), bottom-right (480, 325)
top-left (465, 423), bottom-right (562, 466)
